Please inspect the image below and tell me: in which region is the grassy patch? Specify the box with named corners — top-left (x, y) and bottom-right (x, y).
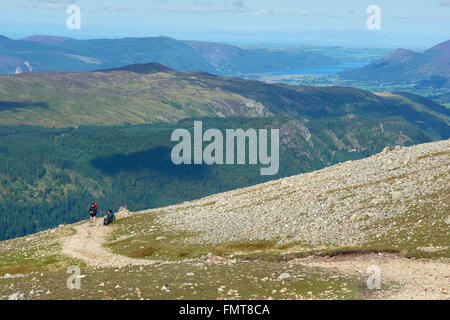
top-left (0, 226), bottom-right (85, 276)
top-left (359, 188), bottom-right (450, 259)
top-left (417, 149), bottom-right (450, 160)
top-left (0, 260), bottom-right (365, 300)
top-left (107, 213), bottom-right (315, 261)
top-left (129, 246), bottom-right (157, 258)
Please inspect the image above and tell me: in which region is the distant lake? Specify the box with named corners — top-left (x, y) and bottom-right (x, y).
top-left (263, 61), bottom-right (369, 76)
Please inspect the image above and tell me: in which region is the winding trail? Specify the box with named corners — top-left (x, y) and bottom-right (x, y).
top-left (59, 220), bottom-right (448, 299)
top-left (61, 222), bottom-right (449, 299)
top-left (61, 221), bottom-right (156, 268)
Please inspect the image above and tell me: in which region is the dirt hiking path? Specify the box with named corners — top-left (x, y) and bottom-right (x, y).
top-left (61, 222), bottom-right (157, 268)
top-left (61, 223), bottom-right (448, 299)
top-left (291, 253), bottom-right (449, 300)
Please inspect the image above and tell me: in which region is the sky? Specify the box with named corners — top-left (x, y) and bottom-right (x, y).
top-left (0, 0), bottom-right (449, 47)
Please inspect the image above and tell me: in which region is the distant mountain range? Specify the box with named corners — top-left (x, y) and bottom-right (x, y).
top-left (0, 35), bottom-right (338, 75)
top-left (340, 40), bottom-right (450, 87)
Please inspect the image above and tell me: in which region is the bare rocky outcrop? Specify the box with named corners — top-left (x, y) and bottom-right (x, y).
top-left (115, 206), bottom-right (132, 220)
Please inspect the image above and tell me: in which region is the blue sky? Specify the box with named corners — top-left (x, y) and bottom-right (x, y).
top-left (0, 0), bottom-right (449, 47)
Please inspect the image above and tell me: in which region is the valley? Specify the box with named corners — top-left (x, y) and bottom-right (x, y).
top-left (0, 64), bottom-right (449, 241)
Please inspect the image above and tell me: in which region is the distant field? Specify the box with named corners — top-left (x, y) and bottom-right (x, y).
top-left (257, 74), bottom-right (450, 107)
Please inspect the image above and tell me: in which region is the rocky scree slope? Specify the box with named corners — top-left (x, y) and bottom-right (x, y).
top-left (137, 140), bottom-right (450, 248)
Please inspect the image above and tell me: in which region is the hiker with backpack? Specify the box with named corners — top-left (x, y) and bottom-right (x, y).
top-left (89, 203), bottom-right (98, 227)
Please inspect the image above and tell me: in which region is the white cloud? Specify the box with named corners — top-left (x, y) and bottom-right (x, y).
top-left (15, 0), bottom-right (76, 11)
top-left (131, 0), bottom-right (272, 15)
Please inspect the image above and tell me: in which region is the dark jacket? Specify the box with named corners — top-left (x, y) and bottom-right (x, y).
top-left (89, 206), bottom-right (97, 217)
top-left (104, 211), bottom-right (116, 226)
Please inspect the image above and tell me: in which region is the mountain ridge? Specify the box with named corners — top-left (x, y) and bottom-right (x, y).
top-left (0, 35), bottom-right (338, 75)
top-left (96, 62), bottom-right (176, 74)
top-left (0, 65), bottom-right (448, 134)
top-left (339, 39), bottom-right (450, 84)
top-left (22, 35), bottom-right (73, 44)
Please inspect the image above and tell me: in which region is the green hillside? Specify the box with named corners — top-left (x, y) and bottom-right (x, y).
top-left (0, 66), bottom-right (449, 133)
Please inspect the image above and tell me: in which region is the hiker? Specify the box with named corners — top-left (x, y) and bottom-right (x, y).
top-left (89, 203), bottom-right (98, 227)
top-left (104, 209), bottom-right (116, 226)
